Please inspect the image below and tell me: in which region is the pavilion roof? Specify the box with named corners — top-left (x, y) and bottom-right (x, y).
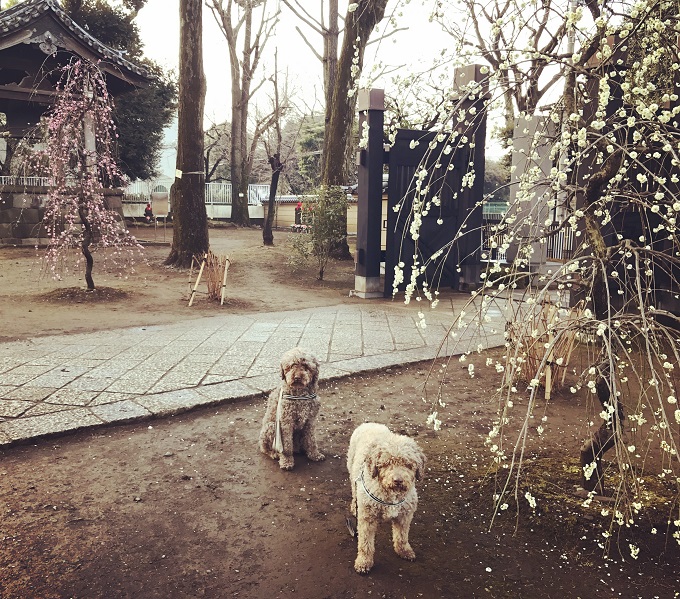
top-left (0, 0), bottom-right (150, 88)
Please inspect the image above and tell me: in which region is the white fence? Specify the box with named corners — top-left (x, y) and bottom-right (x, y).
top-left (122, 181), bottom-right (269, 220)
top-left (481, 215), bottom-right (574, 263)
top-left (546, 224), bottom-right (575, 261)
top-left (0, 175), bottom-right (54, 186)
top-left (123, 181), bottom-right (269, 205)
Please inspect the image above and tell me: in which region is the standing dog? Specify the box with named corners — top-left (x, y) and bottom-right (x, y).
top-left (259, 347), bottom-right (325, 470)
top-left (347, 422), bottom-right (426, 574)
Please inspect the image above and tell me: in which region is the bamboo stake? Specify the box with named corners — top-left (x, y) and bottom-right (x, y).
top-left (220, 257), bottom-right (231, 306)
top-left (188, 253), bottom-right (207, 306)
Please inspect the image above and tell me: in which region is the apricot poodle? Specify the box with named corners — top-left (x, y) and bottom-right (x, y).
top-left (347, 422), bottom-right (426, 574)
top-left (258, 347), bottom-right (325, 470)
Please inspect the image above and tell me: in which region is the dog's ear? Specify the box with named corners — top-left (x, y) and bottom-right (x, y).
top-left (414, 447), bottom-right (426, 481)
top-left (371, 447), bottom-right (386, 478)
top-left (280, 363), bottom-right (287, 380)
top-left (364, 444), bottom-right (380, 478)
top-left (309, 356), bottom-right (320, 387)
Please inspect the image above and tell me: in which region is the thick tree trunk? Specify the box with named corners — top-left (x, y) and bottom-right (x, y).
top-left (166, 0), bottom-right (209, 268)
top-left (263, 153), bottom-right (282, 246)
top-left (578, 150), bottom-right (625, 494)
top-left (321, 0), bottom-right (388, 260)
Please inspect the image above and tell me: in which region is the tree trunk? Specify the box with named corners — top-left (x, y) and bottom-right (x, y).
top-left (166, 0), bottom-right (209, 268)
top-left (229, 6), bottom-right (253, 227)
top-left (230, 85), bottom-right (251, 226)
top-left (323, 0), bottom-right (339, 128)
top-left (78, 206), bottom-right (95, 291)
top-left (0, 138), bottom-right (17, 176)
top-left (263, 153), bottom-right (282, 246)
top-left (321, 0), bottom-right (389, 260)
top-left (578, 149), bottom-right (625, 494)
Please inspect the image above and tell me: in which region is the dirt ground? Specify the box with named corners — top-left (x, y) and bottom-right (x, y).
top-left (1, 226), bottom-right (678, 599)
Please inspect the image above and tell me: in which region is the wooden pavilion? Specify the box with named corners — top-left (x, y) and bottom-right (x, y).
top-left (0, 0), bottom-right (151, 244)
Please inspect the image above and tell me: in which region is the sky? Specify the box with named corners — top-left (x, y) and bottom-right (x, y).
top-left (135, 0), bottom-right (449, 121)
top-left (133, 0), bottom-right (454, 177)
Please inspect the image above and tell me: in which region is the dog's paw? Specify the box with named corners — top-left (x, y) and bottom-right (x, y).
top-left (354, 556), bottom-right (373, 574)
top-left (261, 448), bottom-right (278, 460)
top-left (307, 451), bottom-right (325, 462)
top-left (279, 457), bottom-right (294, 470)
top-left (395, 544), bottom-right (416, 561)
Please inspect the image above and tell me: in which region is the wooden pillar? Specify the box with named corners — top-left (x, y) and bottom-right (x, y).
top-left (352, 88), bottom-right (385, 298)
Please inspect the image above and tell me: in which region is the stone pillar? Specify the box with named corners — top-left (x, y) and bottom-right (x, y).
top-left (352, 88), bottom-right (385, 298)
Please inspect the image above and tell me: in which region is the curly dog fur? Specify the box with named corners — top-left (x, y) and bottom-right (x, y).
top-left (258, 347), bottom-right (325, 470)
top-left (347, 422), bottom-right (426, 574)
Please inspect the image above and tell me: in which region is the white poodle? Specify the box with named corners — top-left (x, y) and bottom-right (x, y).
top-left (347, 422), bottom-right (426, 574)
top-left (258, 347), bottom-right (325, 470)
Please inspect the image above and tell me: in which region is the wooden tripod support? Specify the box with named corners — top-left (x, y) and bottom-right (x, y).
top-left (220, 257), bottom-right (232, 306)
top-left (188, 253), bottom-right (207, 307)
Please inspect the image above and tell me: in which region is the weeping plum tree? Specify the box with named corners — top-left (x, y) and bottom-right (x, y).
top-left (397, 0), bottom-right (680, 557)
top-left (38, 59), bottom-right (140, 290)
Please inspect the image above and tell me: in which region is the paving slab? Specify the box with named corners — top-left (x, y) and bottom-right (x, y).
top-left (0, 301), bottom-right (503, 448)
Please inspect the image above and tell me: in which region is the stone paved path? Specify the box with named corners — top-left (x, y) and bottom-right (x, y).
top-left (0, 301), bottom-right (503, 447)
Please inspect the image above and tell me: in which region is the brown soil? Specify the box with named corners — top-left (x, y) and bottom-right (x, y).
top-left (0, 226), bottom-right (678, 598)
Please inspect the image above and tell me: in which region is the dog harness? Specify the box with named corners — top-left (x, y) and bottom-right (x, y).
top-left (273, 388), bottom-right (318, 453)
top-left (356, 470), bottom-right (407, 507)
top-left (348, 469), bottom-right (408, 540)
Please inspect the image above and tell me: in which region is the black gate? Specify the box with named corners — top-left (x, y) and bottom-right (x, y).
top-left (384, 129), bottom-right (483, 295)
top-left (383, 68), bottom-right (488, 297)
top-left (353, 67), bottom-right (488, 299)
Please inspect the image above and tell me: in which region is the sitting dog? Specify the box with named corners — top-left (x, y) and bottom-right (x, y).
top-left (347, 422), bottom-right (426, 574)
top-left (258, 347), bottom-right (325, 470)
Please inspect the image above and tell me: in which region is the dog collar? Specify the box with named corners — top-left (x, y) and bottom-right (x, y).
top-left (358, 470), bottom-right (407, 506)
top-left (282, 393), bottom-right (317, 401)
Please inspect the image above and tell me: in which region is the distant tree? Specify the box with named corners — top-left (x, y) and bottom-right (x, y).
top-left (204, 121), bottom-right (231, 182)
top-left (62, 0), bottom-right (177, 181)
top-left (62, 0), bottom-right (144, 54)
top-left (281, 0), bottom-right (339, 129)
top-left (261, 52), bottom-right (293, 246)
top-left (320, 0), bottom-right (389, 186)
top-left (483, 157), bottom-right (510, 204)
top-left (114, 63), bottom-right (177, 180)
top-left (320, 0), bottom-right (389, 259)
top-left (165, 0), bottom-right (209, 267)
top-left (296, 114), bottom-right (324, 192)
top-left (433, 0), bottom-right (568, 147)
top-left (207, 0), bottom-right (280, 227)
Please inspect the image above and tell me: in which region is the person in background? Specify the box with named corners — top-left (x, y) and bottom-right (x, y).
top-left (295, 200), bottom-right (302, 225)
top-left (144, 203), bottom-right (154, 224)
